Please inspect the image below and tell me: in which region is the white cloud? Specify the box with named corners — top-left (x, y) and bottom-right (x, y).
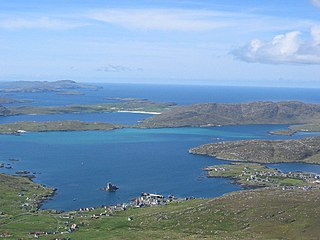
top-left (87, 8), bottom-right (318, 35)
top-left (311, 0), bottom-right (320, 8)
top-left (0, 17), bottom-right (87, 30)
top-left (96, 64), bottom-right (143, 73)
top-left (232, 26), bottom-right (320, 65)
top-left (88, 9), bottom-right (240, 31)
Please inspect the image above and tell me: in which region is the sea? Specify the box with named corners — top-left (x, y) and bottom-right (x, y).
top-left (0, 83), bottom-right (320, 211)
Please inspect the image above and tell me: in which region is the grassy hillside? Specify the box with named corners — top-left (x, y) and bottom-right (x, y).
top-left (1, 171), bottom-right (320, 239)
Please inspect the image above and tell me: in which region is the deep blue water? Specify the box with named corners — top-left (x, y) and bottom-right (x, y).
top-left (0, 83), bottom-right (320, 211)
top-left (1, 83), bottom-right (320, 106)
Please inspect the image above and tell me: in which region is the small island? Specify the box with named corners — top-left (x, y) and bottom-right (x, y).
top-left (0, 97), bottom-right (33, 104)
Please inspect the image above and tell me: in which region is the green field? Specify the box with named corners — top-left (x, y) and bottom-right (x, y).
top-left (1, 172), bottom-right (320, 239)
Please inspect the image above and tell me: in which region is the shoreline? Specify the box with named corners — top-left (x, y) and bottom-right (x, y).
top-left (117, 110), bottom-right (161, 114)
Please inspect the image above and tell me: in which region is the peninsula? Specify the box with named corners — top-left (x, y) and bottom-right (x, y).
top-left (189, 136), bottom-right (320, 164)
top-left (140, 101), bottom-right (320, 128)
top-left (205, 162), bottom-right (319, 188)
top-left (269, 122), bottom-right (320, 136)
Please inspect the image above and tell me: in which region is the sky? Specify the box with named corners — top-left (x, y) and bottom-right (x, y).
top-left (0, 0), bottom-right (320, 87)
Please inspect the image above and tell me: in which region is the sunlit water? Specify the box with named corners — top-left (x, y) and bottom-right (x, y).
top-left (0, 124), bottom-right (319, 211)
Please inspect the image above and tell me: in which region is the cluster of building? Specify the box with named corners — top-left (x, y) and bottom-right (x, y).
top-left (282, 185), bottom-right (313, 191)
top-left (28, 221), bottom-right (77, 237)
top-left (131, 192), bottom-right (194, 208)
top-left (20, 192), bottom-right (192, 238)
top-left (236, 167), bottom-right (320, 187)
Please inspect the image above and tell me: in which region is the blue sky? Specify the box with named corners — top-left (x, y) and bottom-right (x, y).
top-left (0, 0), bottom-right (320, 87)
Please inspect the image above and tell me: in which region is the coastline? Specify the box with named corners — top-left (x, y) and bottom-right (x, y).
top-left (117, 110), bottom-right (161, 114)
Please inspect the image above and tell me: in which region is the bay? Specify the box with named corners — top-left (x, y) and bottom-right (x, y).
top-left (0, 124), bottom-right (318, 211)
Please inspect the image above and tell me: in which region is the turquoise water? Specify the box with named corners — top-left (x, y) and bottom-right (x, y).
top-left (0, 124), bottom-right (318, 211)
top-left (1, 84), bottom-right (320, 211)
top-left (0, 112), bottom-right (149, 125)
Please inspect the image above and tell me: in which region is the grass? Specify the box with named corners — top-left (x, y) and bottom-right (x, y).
top-left (0, 171), bottom-right (320, 239)
top-left (279, 178), bottom-right (305, 186)
top-left (61, 188), bottom-right (320, 240)
top-left (0, 173), bottom-right (53, 216)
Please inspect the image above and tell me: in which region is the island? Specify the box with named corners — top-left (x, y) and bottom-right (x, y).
top-left (189, 136), bottom-right (320, 164)
top-left (0, 80), bottom-right (100, 93)
top-left (5, 99), bottom-right (175, 116)
top-left (0, 97), bottom-right (33, 104)
top-left (0, 121), bottom-right (122, 134)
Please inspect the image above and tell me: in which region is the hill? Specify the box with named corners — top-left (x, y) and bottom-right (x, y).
top-left (189, 136), bottom-right (320, 164)
top-left (140, 101), bottom-right (320, 128)
top-left (0, 80), bottom-right (100, 93)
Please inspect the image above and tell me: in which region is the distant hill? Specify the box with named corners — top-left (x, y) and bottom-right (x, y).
top-left (140, 101), bottom-right (320, 128)
top-left (0, 80), bottom-right (100, 93)
top-left (189, 136), bottom-right (320, 164)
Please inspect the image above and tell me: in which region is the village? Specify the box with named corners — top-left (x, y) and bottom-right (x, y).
top-left (22, 192), bottom-right (192, 238)
top-left (206, 163), bottom-right (320, 188)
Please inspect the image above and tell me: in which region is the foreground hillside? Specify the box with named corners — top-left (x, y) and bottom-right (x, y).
top-left (140, 101), bottom-right (320, 128)
top-left (1, 172), bottom-right (319, 239)
top-left (190, 136), bottom-right (320, 164)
